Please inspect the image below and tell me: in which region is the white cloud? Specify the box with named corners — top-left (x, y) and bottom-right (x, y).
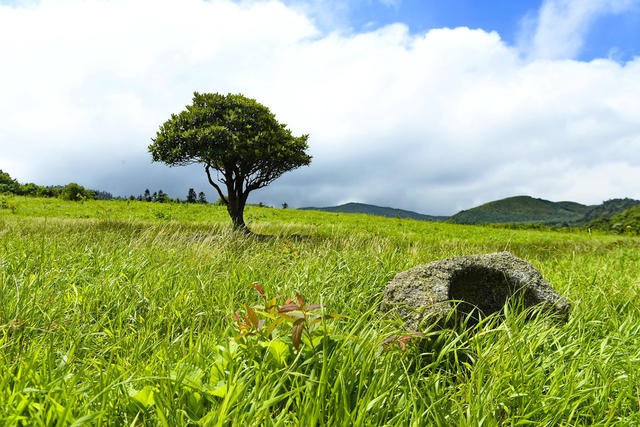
top-left (1, 0), bottom-right (640, 215)
top-left (520, 0), bottom-right (640, 59)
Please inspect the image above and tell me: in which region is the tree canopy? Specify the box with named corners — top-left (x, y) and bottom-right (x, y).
top-left (149, 92), bottom-right (311, 230)
top-left (59, 183), bottom-right (96, 201)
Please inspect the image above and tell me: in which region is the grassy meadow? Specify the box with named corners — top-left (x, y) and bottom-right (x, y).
top-left (2, 195), bottom-right (640, 425)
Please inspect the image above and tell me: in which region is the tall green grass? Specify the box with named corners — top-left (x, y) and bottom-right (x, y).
top-left (1, 196), bottom-right (640, 425)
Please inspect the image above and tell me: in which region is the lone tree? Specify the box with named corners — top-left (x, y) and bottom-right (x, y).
top-left (186, 188), bottom-right (197, 203)
top-left (198, 191), bottom-right (207, 204)
top-left (149, 92), bottom-right (311, 231)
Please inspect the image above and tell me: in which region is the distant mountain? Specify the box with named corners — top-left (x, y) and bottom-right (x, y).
top-left (298, 197), bottom-right (639, 227)
top-left (448, 196), bottom-right (591, 225)
top-left (448, 196), bottom-right (640, 226)
top-left (298, 202), bottom-right (448, 222)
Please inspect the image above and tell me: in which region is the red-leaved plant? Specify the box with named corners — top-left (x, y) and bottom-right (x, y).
top-left (232, 283), bottom-right (347, 352)
top-left (380, 332), bottom-right (425, 352)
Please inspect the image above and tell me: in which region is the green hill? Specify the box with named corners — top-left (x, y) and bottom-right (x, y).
top-left (580, 198), bottom-right (640, 223)
top-left (448, 196), bottom-right (592, 225)
top-left (299, 202), bottom-right (448, 221)
top-left (449, 196), bottom-right (640, 226)
top-left (587, 204), bottom-right (640, 234)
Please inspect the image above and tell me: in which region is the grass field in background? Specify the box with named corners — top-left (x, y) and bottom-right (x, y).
top-left (1, 196), bottom-right (640, 425)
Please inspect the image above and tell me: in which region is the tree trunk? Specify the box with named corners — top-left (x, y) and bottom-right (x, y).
top-left (226, 191), bottom-right (249, 233)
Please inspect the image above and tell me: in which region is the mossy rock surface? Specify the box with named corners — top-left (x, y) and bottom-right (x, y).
top-left (382, 251), bottom-right (571, 330)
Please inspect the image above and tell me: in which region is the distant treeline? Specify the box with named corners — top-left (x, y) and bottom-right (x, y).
top-left (1, 169), bottom-right (97, 201)
top-left (124, 188), bottom-right (208, 204)
top-left (0, 169), bottom-right (215, 204)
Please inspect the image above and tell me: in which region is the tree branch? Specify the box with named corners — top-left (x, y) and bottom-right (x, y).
top-left (205, 164), bottom-right (228, 205)
top-left (245, 168), bottom-right (281, 192)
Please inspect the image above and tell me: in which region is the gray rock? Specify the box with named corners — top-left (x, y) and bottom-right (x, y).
top-left (381, 252), bottom-right (570, 330)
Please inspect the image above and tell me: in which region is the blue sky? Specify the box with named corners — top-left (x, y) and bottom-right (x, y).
top-left (580, 8), bottom-right (640, 61)
top-left (1, 0), bottom-right (640, 214)
top-left (317, 0), bottom-right (540, 40)
top-left (285, 0), bottom-right (640, 62)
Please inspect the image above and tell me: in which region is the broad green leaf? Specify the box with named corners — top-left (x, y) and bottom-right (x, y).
top-left (130, 386), bottom-right (157, 407)
top-left (209, 362), bottom-right (226, 384)
top-left (265, 340), bottom-right (290, 367)
top-left (206, 381), bottom-right (228, 398)
top-left (171, 363), bottom-right (204, 388)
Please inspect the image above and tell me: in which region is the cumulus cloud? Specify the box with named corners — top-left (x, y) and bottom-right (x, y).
top-left (1, 0), bottom-right (639, 215)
